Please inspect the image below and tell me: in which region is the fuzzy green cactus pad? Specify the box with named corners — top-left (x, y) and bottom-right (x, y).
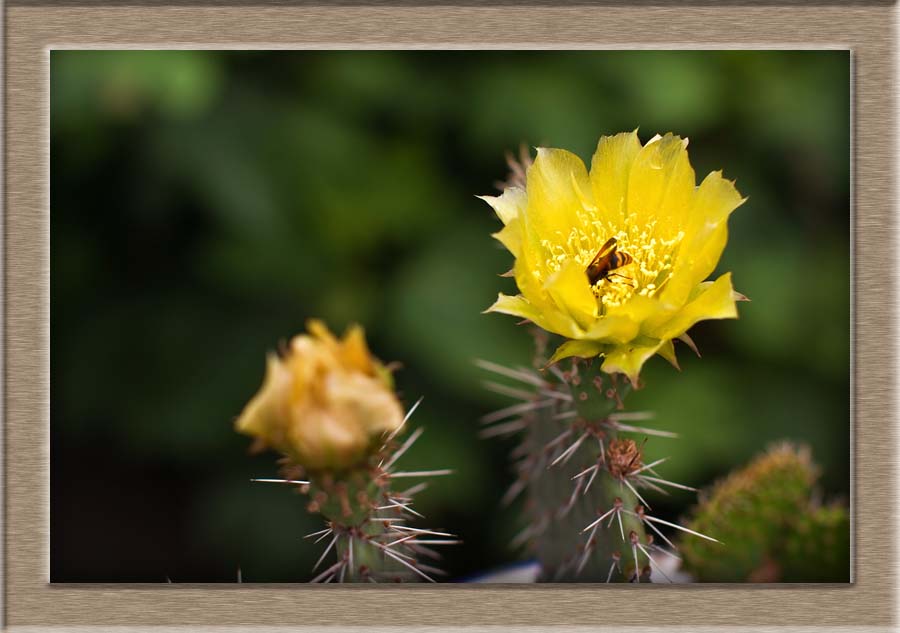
top-left (680, 443), bottom-right (849, 582)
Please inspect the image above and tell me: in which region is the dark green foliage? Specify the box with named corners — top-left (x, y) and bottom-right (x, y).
top-left (680, 443), bottom-right (849, 582)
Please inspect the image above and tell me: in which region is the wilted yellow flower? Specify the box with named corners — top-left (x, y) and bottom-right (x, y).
top-left (235, 320), bottom-right (404, 470)
top-left (483, 131), bottom-right (746, 384)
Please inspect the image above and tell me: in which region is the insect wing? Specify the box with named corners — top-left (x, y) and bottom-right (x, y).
top-left (588, 237), bottom-right (618, 268)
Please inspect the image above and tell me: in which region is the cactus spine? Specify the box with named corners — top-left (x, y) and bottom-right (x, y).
top-left (481, 331), bottom-right (712, 582)
top-left (255, 410), bottom-right (457, 583)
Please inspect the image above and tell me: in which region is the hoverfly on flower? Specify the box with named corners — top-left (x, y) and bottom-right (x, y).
top-left (585, 237), bottom-right (635, 290)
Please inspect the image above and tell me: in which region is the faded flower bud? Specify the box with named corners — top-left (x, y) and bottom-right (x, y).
top-left (235, 320), bottom-right (404, 471)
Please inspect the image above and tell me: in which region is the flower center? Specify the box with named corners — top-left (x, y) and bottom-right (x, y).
top-left (540, 209), bottom-right (685, 312)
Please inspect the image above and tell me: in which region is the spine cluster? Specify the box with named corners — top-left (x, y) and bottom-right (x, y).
top-left (254, 400), bottom-right (458, 583)
top-left (479, 333), bottom-right (717, 582)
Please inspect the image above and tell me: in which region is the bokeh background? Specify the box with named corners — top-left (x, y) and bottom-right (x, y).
top-left (51, 50), bottom-right (850, 582)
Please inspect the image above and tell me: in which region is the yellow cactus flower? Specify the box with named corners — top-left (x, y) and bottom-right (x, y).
top-left (235, 320), bottom-right (404, 470)
top-left (483, 131), bottom-right (746, 385)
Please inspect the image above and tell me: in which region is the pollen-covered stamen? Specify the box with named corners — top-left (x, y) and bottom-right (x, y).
top-left (538, 210), bottom-right (685, 310)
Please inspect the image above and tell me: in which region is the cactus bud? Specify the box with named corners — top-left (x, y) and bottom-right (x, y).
top-left (235, 319), bottom-right (404, 471)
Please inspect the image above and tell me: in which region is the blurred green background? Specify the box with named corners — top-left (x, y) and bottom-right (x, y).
top-left (51, 50), bottom-right (850, 582)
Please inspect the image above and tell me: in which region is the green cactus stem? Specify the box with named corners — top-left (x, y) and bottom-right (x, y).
top-left (480, 332), bottom-right (715, 582)
top-left (680, 442), bottom-right (849, 582)
top-left (253, 406), bottom-right (458, 583)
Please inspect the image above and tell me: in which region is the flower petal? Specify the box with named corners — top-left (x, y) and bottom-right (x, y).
top-left (479, 186), bottom-right (526, 226)
top-left (627, 133), bottom-right (695, 229)
top-left (234, 353), bottom-right (291, 440)
top-left (584, 314), bottom-right (640, 344)
top-left (485, 292), bottom-right (582, 339)
top-left (544, 258), bottom-right (597, 331)
top-left (600, 340), bottom-right (666, 387)
top-left (524, 148), bottom-right (592, 248)
top-left (340, 324), bottom-right (375, 375)
top-left (590, 130), bottom-right (642, 224)
top-left (548, 339), bottom-right (606, 364)
top-left (661, 170), bottom-right (745, 306)
top-left (648, 272), bottom-right (739, 340)
top-left (655, 338), bottom-right (679, 370)
top-left (492, 220), bottom-right (522, 257)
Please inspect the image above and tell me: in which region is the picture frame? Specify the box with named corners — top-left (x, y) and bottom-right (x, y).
top-left (5, 1), bottom-right (894, 629)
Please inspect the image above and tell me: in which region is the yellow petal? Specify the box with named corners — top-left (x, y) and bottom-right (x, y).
top-left (661, 171), bottom-right (745, 306)
top-left (600, 340), bottom-right (665, 387)
top-left (693, 170), bottom-right (745, 226)
top-left (648, 272), bottom-right (738, 340)
top-left (340, 324), bottom-right (374, 375)
top-left (234, 353), bottom-right (291, 440)
top-left (627, 133), bottom-right (695, 229)
top-left (307, 318), bottom-right (337, 346)
top-left (492, 218), bottom-right (522, 258)
top-left (485, 292), bottom-right (582, 339)
top-left (590, 130), bottom-right (642, 224)
top-left (544, 258), bottom-right (597, 331)
top-left (524, 148), bottom-right (591, 247)
top-left (549, 339), bottom-right (606, 364)
top-left (544, 259), bottom-right (597, 330)
top-left (584, 314), bottom-right (640, 344)
top-left (610, 294), bottom-right (665, 329)
top-left (478, 186), bottom-right (526, 226)
top-left (656, 338), bottom-right (679, 370)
